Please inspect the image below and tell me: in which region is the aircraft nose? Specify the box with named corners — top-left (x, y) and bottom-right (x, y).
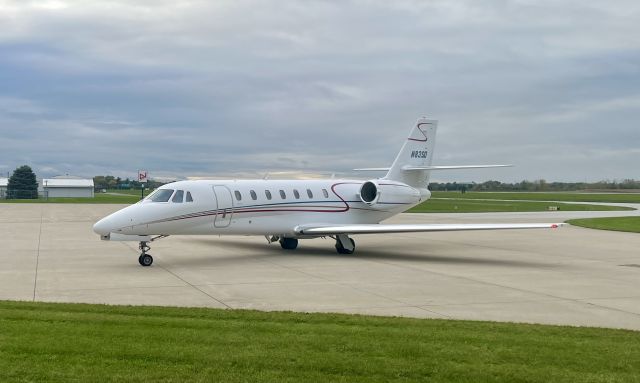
top-left (93, 216), bottom-right (112, 236)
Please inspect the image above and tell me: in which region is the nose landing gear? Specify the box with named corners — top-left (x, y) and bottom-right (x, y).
top-left (136, 236), bottom-right (168, 267)
top-left (138, 241), bottom-right (153, 266)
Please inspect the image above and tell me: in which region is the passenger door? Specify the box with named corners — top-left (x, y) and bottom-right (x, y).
top-left (212, 185), bottom-right (233, 228)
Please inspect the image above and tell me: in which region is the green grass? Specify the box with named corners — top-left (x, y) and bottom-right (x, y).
top-left (432, 191), bottom-right (640, 204)
top-left (0, 188), bottom-right (152, 204)
top-left (567, 216), bottom-right (640, 233)
top-left (1, 301), bottom-right (639, 382)
top-left (104, 188), bottom-right (153, 196)
top-left (0, 193), bottom-right (140, 204)
top-left (409, 199), bottom-right (632, 213)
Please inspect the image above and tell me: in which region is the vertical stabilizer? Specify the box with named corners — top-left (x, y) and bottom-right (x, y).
top-left (384, 117), bottom-right (438, 188)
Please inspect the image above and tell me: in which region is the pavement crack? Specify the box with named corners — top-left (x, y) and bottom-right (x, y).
top-left (32, 206), bottom-right (43, 301)
top-left (122, 241), bottom-right (232, 308)
top-left (157, 264), bottom-right (232, 309)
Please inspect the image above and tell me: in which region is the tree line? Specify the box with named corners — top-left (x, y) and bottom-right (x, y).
top-left (429, 179), bottom-right (640, 192)
top-left (93, 175), bottom-right (165, 191)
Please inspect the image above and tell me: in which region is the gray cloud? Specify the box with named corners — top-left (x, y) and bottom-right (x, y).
top-left (0, 0), bottom-right (639, 182)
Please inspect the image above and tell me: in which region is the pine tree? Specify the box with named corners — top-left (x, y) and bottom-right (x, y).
top-left (7, 165), bottom-right (38, 199)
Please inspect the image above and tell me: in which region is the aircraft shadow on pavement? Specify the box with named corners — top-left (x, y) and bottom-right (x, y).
top-left (180, 238), bottom-right (559, 269)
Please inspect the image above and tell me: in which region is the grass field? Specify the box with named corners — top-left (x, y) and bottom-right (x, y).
top-left (409, 199), bottom-right (632, 213)
top-left (1, 301), bottom-right (639, 382)
top-left (432, 191), bottom-right (640, 203)
top-left (0, 188), bottom-right (151, 204)
top-left (104, 188), bottom-right (153, 196)
top-left (0, 193), bottom-right (141, 204)
top-left (567, 216), bottom-right (640, 233)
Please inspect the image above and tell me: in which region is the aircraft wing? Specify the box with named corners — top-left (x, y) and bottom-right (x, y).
top-left (296, 223), bottom-right (562, 235)
top-left (353, 165), bottom-right (512, 171)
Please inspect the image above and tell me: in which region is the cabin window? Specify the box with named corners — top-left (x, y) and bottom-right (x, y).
top-left (234, 190), bottom-right (242, 201)
top-left (279, 190), bottom-right (286, 199)
top-left (250, 190), bottom-right (257, 200)
top-left (322, 188), bottom-right (329, 198)
top-left (186, 191), bottom-right (193, 202)
top-left (172, 190), bottom-right (184, 203)
top-left (265, 190), bottom-right (272, 200)
top-left (307, 189), bottom-right (313, 198)
top-left (293, 189), bottom-right (300, 199)
top-left (149, 189), bottom-right (173, 202)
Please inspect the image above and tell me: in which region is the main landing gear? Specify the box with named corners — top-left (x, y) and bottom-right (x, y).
top-left (335, 234), bottom-right (355, 255)
top-left (137, 235), bottom-right (169, 267)
top-left (279, 237), bottom-right (298, 250)
top-left (265, 235), bottom-right (299, 250)
top-left (266, 234), bottom-right (355, 254)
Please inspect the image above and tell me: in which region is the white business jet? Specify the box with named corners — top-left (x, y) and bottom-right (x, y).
top-left (93, 117), bottom-right (560, 266)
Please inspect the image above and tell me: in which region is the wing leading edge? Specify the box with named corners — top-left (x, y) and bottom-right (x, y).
top-left (296, 223), bottom-right (563, 235)
top-left (353, 165), bottom-right (513, 172)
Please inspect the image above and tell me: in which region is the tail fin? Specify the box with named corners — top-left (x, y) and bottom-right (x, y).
top-left (384, 117), bottom-right (438, 188)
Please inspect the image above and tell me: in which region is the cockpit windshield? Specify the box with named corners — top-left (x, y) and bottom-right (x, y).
top-left (146, 189), bottom-right (174, 202)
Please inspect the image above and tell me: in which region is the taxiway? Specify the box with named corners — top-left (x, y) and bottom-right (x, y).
top-left (1, 203), bottom-right (639, 330)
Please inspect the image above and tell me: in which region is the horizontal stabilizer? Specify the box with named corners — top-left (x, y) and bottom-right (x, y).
top-left (296, 223), bottom-right (563, 235)
top-left (402, 164), bottom-right (512, 171)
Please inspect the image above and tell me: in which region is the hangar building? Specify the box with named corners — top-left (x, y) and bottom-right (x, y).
top-left (0, 177), bottom-right (7, 199)
top-left (42, 176), bottom-right (94, 198)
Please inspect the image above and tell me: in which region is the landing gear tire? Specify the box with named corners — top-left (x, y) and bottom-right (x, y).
top-left (138, 241), bottom-right (153, 266)
top-left (280, 237), bottom-right (299, 250)
top-left (138, 254), bottom-right (153, 266)
top-left (335, 238), bottom-right (355, 255)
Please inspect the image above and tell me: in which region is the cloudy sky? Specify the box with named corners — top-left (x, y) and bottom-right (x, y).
top-left (1, 0), bottom-right (639, 182)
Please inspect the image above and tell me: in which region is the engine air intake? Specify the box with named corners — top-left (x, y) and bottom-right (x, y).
top-left (359, 181), bottom-right (379, 205)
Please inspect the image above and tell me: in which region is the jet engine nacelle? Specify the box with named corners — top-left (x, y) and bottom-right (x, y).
top-left (357, 180), bottom-right (422, 211)
top-left (359, 181), bottom-right (381, 206)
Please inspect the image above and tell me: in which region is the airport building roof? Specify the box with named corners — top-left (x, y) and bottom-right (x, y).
top-left (42, 178), bottom-right (94, 188)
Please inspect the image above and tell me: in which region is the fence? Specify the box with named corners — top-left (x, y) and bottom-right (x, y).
top-left (1, 189), bottom-right (45, 200)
